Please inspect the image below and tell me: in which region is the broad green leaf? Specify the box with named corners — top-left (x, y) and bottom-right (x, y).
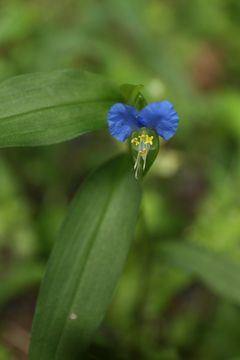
top-left (29, 155), bottom-right (141, 359)
top-left (160, 241), bottom-right (240, 305)
top-left (0, 70), bottom-right (122, 147)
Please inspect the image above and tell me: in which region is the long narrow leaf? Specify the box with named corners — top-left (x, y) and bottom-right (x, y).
top-left (0, 70), bottom-right (122, 147)
top-left (160, 241), bottom-right (240, 305)
top-left (29, 155), bottom-right (141, 359)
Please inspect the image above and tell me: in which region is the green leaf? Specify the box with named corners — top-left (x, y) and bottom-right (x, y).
top-left (160, 241), bottom-right (240, 305)
top-left (0, 70), bottom-right (123, 147)
top-left (29, 155), bottom-right (141, 359)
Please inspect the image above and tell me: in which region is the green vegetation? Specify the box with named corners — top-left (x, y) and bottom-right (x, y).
top-left (0, 0), bottom-right (239, 359)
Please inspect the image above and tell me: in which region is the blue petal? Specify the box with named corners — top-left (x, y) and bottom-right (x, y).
top-left (108, 103), bottom-right (140, 142)
top-left (139, 101), bottom-right (179, 140)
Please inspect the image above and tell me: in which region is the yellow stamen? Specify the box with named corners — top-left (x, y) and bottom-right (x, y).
top-left (138, 134), bottom-right (154, 145)
top-left (131, 137), bottom-right (140, 145)
top-left (138, 134), bottom-right (147, 142)
top-left (130, 129), bottom-right (156, 179)
top-left (145, 135), bottom-right (153, 145)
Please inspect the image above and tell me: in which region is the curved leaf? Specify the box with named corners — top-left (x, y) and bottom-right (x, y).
top-left (0, 70), bottom-right (122, 147)
top-left (160, 241), bottom-right (240, 305)
top-left (29, 155), bottom-right (141, 359)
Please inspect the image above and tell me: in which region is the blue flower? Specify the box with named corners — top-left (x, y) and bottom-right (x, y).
top-left (108, 100), bottom-right (179, 178)
top-left (108, 101), bottom-right (179, 142)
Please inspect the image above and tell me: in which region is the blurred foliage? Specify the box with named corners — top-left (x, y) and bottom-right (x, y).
top-left (0, 0), bottom-right (239, 358)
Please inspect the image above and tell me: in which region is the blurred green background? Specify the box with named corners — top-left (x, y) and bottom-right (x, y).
top-left (0, 0), bottom-right (239, 359)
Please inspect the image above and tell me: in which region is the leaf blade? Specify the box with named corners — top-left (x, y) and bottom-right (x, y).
top-left (0, 70), bottom-right (122, 147)
top-left (29, 155), bottom-right (141, 359)
top-left (160, 241), bottom-right (240, 305)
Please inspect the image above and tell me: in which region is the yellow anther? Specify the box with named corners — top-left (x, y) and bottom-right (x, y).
top-left (131, 129), bottom-right (156, 179)
top-left (131, 137), bottom-right (140, 145)
top-left (138, 134), bottom-right (154, 145)
top-left (144, 135), bottom-right (153, 145)
top-left (138, 134), bottom-right (147, 141)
